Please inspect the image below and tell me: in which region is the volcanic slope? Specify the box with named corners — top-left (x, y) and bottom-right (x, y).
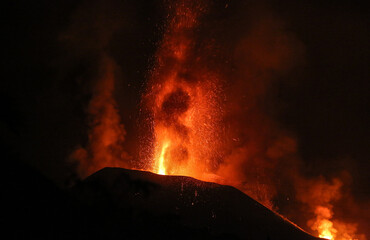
top-left (71, 167), bottom-right (322, 240)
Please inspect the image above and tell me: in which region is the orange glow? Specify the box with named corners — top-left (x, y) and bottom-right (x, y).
top-left (299, 178), bottom-right (365, 240)
top-left (311, 207), bottom-right (364, 240)
top-left (150, 76), bottom-right (221, 180)
top-left (309, 205), bottom-right (362, 240)
top-left (156, 141), bottom-right (169, 175)
top-left (147, 1), bottom-right (222, 181)
top-left (318, 220), bottom-right (335, 239)
top-left (310, 206), bottom-right (337, 240)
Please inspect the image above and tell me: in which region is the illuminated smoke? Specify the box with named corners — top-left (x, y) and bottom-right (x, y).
top-left (70, 55), bottom-right (130, 178)
top-left (295, 176), bottom-right (367, 240)
top-left (63, 0), bottom-right (130, 178)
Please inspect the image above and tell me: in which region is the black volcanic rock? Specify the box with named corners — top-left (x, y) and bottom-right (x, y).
top-left (70, 167), bottom-right (322, 240)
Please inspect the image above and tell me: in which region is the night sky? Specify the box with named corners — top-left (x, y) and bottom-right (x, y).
top-left (2, 0), bottom-right (369, 233)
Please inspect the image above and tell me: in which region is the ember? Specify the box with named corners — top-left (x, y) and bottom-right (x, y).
top-left (146, 1), bottom-right (223, 181)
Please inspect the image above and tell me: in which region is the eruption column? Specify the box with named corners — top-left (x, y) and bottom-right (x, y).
top-left (146, 0), bottom-right (222, 180)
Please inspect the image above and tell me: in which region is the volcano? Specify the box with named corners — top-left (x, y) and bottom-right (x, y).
top-left (68, 167), bottom-right (321, 240)
top-left (2, 0), bottom-right (367, 239)
top-left (4, 162), bottom-right (322, 239)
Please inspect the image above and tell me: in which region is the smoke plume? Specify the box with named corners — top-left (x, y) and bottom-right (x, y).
top-left (70, 55), bottom-right (130, 178)
top-left (62, 0), bottom-right (130, 178)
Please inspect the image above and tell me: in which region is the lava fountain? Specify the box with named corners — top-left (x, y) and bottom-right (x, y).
top-left (146, 0), bottom-right (223, 181)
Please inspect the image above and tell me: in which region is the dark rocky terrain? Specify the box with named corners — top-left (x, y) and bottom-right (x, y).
top-left (3, 161), bottom-right (322, 240)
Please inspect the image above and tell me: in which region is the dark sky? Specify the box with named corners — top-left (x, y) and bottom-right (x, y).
top-left (2, 0), bottom-right (369, 207)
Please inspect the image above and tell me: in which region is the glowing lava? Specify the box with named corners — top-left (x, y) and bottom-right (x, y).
top-left (311, 205), bottom-right (337, 239)
top-left (146, 1), bottom-right (222, 180)
top-left (318, 220), bottom-right (336, 239)
top-left (156, 141), bottom-right (169, 175)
